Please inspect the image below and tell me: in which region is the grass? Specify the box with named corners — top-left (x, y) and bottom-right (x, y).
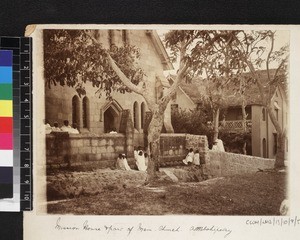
top-left (47, 171), bottom-right (287, 215)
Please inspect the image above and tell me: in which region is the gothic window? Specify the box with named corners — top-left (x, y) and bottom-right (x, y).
top-left (262, 108), bottom-right (266, 121)
top-left (141, 102), bottom-right (145, 129)
top-left (274, 101), bottom-right (280, 120)
top-left (108, 30), bottom-right (114, 47)
top-left (122, 30), bottom-right (128, 45)
top-left (133, 101), bottom-right (139, 130)
top-left (273, 133), bottom-right (278, 155)
top-left (72, 95), bottom-right (80, 127)
top-left (262, 138), bottom-right (267, 158)
top-left (82, 96), bottom-right (89, 128)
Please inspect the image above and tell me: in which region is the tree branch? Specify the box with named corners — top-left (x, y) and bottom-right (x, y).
top-left (107, 54), bottom-right (144, 95)
top-left (83, 30), bottom-right (144, 95)
top-left (266, 31), bottom-right (275, 84)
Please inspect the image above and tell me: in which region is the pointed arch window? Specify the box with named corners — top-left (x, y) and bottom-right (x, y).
top-left (122, 30), bottom-right (128, 45)
top-left (133, 101), bottom-right (139, 130)
top-left (82, 96), bottom-right (90, 128)
top-left (262, 108), bottom-right (266, 121)
top-left (72, 95), bottom-right (80, 127)
top-left (262, 138), bottom-right (267, 158)
top-left (141, 102), bottom-right (146, 129)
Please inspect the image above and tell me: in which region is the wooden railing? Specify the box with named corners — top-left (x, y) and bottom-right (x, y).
top-left (221, 120), bottom-right (252, 132)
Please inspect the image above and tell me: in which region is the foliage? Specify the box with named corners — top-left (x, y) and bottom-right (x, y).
top-left (171, 108), bottom-right (210, 136)
top-left (217, 131), bottom-right (252, 154)
top-left (171, 108), bottom-right (251, 154)
top-left (44, 29), bottom-right (143, 98)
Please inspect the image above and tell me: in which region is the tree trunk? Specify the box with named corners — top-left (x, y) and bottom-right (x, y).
top-left (241, 99), bottom-right (248, 133)
top-left (145, 110), bottom-right (164, 183)
top-left (266, 105), bottom-right (286, 168)
top-left (241, 98), bottom-right (248, 155)
top-left (212, 108), bottom-right (220, 142)
top-left (275, 131), bottom-right (286, 168)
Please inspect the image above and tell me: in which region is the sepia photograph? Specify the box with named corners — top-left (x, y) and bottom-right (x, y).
top-left (39, 27), bottom-right (289, 215)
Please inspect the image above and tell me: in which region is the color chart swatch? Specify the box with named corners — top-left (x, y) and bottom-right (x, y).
top-left (0, 50), bottom-right (13, 198)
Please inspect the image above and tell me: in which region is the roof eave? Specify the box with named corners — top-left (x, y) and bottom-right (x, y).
top-left (147, 30), bottom-right (174, 71)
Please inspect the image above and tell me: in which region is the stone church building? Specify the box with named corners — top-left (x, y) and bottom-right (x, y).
top-left (45, 29), bottom-right (174, 147)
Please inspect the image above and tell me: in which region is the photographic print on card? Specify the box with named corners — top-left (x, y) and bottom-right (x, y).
top-left (37, 26), bottom-right (289, 215)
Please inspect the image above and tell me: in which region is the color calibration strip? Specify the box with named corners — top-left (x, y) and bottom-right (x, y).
top-left (0, 37), bottom-right (32, 211)
top-left (0, 50), bottom-right (13, 199)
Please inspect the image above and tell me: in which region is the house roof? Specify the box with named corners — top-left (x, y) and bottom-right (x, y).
top-left (168, 69), bottom-right (287, 107)
top-left (146, 30), bottom-right (174, 71)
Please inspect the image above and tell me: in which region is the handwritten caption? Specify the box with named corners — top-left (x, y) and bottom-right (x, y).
top-left (54, 216), bottom-right (300, 238)
top-left (55, 217), bottom-right (232, 238)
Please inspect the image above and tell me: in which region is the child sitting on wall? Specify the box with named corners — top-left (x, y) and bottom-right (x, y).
top-left (183, 148), bottom-right (194, 165)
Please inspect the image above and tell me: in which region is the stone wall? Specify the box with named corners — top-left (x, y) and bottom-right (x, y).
top-left (46, 133), bottom-right (127, 169)
top-left (159, 133), bottom-right (209, 166)
top-left (208, 151), bottom-right (275, 177)
top-left (46, 133), bottom-right (210, 169)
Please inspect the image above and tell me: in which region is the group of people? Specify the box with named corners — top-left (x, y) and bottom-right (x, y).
top-left (182, 148), bottom-right (205, 167)
top-left (115, 146), bottom-right (149, 172)
top-left (45, 120), bottom-right (80, 134)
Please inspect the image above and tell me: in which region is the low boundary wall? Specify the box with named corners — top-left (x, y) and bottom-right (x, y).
top-left (208, 151), bottom-right (275, 177)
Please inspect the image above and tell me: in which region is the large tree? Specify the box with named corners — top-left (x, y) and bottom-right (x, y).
top-left (230, 30), bottom-right (288, 167)
top-left (44, 30), bottom-right (251, 179)
top-left (188, 31), bottom-right (247, 143)
top-left (44, 29), bottom-right (223, 180)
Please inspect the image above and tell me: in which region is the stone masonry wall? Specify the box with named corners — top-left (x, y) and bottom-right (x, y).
top-left (159, 133), bottom-right (209, 166)
top-left (46, 133), bottom-right (127, 169)
top-left (47, 133), bottom-right (210, 169)
top-left (208, 151), bottom-right (275, 177)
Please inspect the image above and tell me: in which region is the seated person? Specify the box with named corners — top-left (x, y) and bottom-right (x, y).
top-left (71, 123), bottom-right (80, 134)
top-left (61, 120), bottom-right (80, 134)
top-left (51, 122), bottom-right (61, 132)
top-left (183, 148), bottom-right (194, 165)
top-left (135, 147), bottom-right (147, 171)
top-left (115, 153), bottom-right (131, 171)
top-left (61, 120), bottom-right (72, 132)
top-left (109, 127), bottom-right (117, 134)
top-left (44, 119), bottom-right (52, 134)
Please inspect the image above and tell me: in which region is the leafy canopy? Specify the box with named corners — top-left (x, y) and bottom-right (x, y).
top-left (44, 29), bottom-right (143, 98)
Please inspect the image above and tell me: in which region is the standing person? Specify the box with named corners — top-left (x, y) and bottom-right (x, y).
top-left (212, 139), bottom-right (225, 152)
top-left (183, 148), bottom-right (194, 165)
